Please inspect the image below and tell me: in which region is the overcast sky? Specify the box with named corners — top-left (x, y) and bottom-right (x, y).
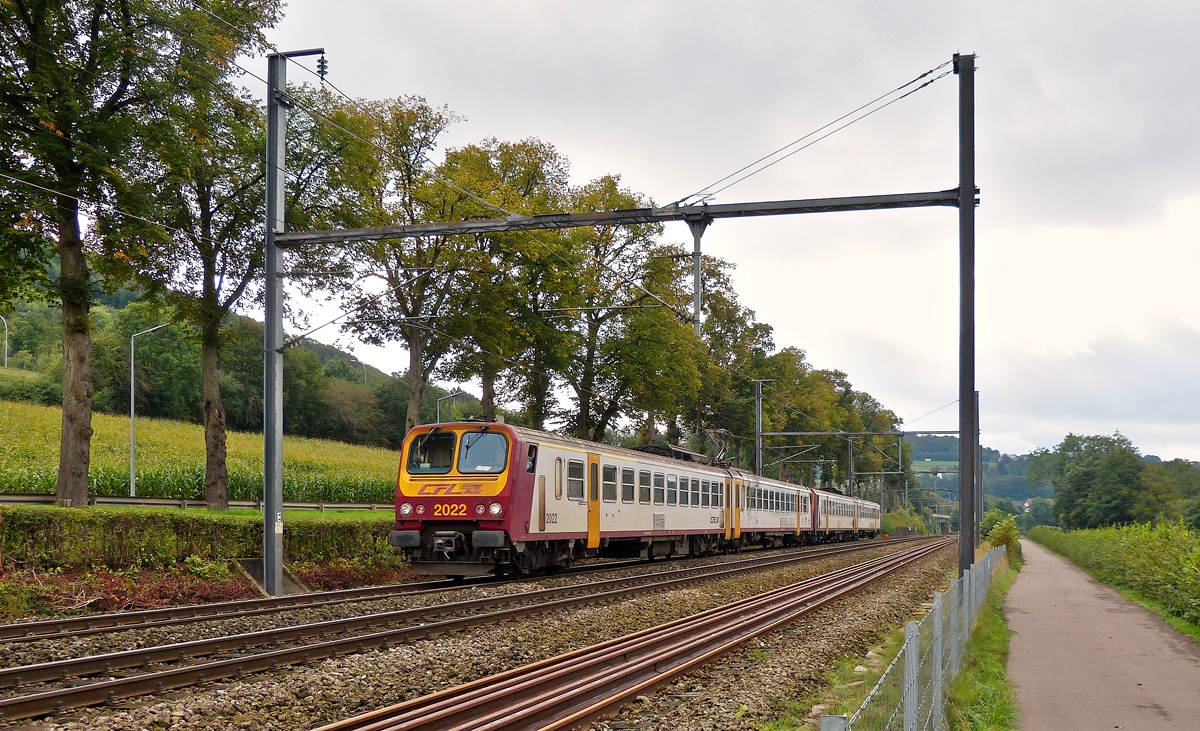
top-left (257, 1), bottom-right (1200, 459)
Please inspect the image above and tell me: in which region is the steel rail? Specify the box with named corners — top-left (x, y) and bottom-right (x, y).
top-left (0, 539), bottom-right (917, 694)
top-left (0, 553), bottom-right (674, 644)
top-left (0, 538), bottom-right (929, 721)
top-left (318, 538), bottom-right (953, 731)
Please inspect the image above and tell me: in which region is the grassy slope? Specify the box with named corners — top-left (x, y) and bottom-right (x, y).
top-left (0, 400), bottom-right (399, 502)
top-left (946, 561), bottom-right (1020, 730)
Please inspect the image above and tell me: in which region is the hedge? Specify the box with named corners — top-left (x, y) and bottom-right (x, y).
top-left (1029, 522), bottom-right (1200, 625)
top-left (0, 505), bottom-right (397, 569)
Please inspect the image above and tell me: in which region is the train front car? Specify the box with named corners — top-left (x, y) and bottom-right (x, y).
top-left (389, 422), bottom-right (530, 577)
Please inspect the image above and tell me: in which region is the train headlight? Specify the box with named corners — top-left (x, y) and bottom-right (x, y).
top-left (415, 504), bottom-right (426, 515)
top-left (399, 502), bottom-right (413, 516)
top-left (475, 503), bottom-right (486, 516)
top-left (488, 502), bottom-right (503, 517)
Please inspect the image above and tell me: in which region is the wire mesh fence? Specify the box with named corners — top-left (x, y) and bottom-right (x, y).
top-left (821, 545), bottom-right (1007, 731)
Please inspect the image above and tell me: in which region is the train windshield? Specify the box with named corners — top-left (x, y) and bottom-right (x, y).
top-left (458, 431), bottom-right (509, 474)
top-left (406, 431), bottom-right (456, 474)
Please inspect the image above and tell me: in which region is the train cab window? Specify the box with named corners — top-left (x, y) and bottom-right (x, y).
top-left (458, 431), bottom-right (509, 474)
top-left (526, 445), bottom-right (538, 473)
top-left (679, 477), bottom-right (689, 506)
top-left (567, 460), bottom-right (585, 500)
top-left (602, 465), bottom-right (618, 502)
top-left (639, 471), bottom-right (652, 504)
top-left (667, 475), bottom-right (678, 505)
top-left (701, 481), bottom-right (710, 508)
top-left (554, 458), bottom-right (563, 499)
top-left (653, 473), bottom-right (665, 505)
top-left (621, 468), bottom-right (635, 503)
top-left (691, 478), bottom-right (701, 507)
top-left (406, 431), bottom-right (456, 474)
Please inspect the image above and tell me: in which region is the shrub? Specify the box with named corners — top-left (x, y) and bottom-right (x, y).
top-left (0, 505), bottom-right (397, 570)
top-left (986, 514), bottom-right (1022, 562)
top-left (1029, 522), bottom-right (1200, 625)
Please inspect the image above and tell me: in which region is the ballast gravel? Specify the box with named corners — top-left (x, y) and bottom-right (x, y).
top-left (591, 545), bottom-right (958, 731)
top-left (9, 543), bottom-right (939, 730)
top-left (0, 546), bottom-right (816, 671)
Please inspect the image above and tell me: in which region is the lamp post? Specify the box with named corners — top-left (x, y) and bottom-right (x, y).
top-left (436, 388), bottom-right (465, 423)
top-left (0, 314), bottom-right (8, 368)
top-left (130, 323), bottom-right (170, 497)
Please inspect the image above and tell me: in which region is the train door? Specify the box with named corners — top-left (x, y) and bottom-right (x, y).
top-left (723, 475), bottom-right (733, 540)
top-left (586, 453), bottom-right (601, 549)
top-left (853, 500), bottom-right (860, 533)
top-left (732, 477), bottom-right (743, 539)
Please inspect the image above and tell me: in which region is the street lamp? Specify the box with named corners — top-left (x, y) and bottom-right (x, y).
top-left (130, 323), bottom-right (170, 497)
top-left (436, 388), bottom-right (465, 423)
top-left (0, 314), bottom-right (7, 368)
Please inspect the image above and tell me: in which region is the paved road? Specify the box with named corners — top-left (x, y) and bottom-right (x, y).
top-left (1007, 539), bottom-right (1200, 729)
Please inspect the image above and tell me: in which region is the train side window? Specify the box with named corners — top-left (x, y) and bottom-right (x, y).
top-left (700, 481), bottom-right (710, 508)
top-left (554, 458), bottom-right (563, 500)
top-left (679, 477), bottom-right (689, 506)
top-left (567, 460), bottom-right (585, 500)
top-left (691, 478), bottom-right (701, 507)
top-left (711, 481), bottom-right (721, 508)
top-left (653, 473), bottom-right (665, 505)
top-left (526, 445), bottom-right (538, 473)
top-left (602, 464), bottom-right (618, 502)
top-left (639, 471), bottom-right (651, 504)
top-left (621, 468), bottom-right (635, 503)
top-left (667, 475), bottom-right (678, 505)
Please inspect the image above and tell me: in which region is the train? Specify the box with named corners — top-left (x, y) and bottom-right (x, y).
top-left (389, 420), bottom-right (882, 577)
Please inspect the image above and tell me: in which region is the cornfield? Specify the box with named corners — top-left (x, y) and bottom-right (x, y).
top-left (1029, 523), bottom-right (1200, 625)
top-left (0, 401), bottom-right (400, 503)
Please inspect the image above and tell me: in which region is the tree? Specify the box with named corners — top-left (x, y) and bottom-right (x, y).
top-left (1030, 433), bottom-right (1146, 529)
top-left (0, 0), bottom-right (277, 505)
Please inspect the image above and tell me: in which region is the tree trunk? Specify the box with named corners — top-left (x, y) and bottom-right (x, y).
top-left (201, 319), bottom-right (229, 510)
top-left (405, 331), bottom-right (426, 432)
top-left (481, 370), bottom-right (496, 419)
top-left (56, 197), bottom-right (92, 507)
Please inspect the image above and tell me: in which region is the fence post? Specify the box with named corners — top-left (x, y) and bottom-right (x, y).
top-left (903, 620), bottom-right (919, 731)
top-left (948, 576), bottom-right (960, 677)
top-left (961, 567), bottom-right (972, 663)
top-left (820, 715), bottom-right (848, 731)
top-left (932, 592), bottom-right (944, 730)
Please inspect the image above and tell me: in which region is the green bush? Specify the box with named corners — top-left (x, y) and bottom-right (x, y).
top-left (1029, 522), bottom-right (1200, 624)
top-left (0, 505), bottom-right (397, 569)
top-left (985, 513), bottom-right (1022, 562)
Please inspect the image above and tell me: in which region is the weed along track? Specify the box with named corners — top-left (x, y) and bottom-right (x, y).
top-left (0, 538), bottom-right (932, 723)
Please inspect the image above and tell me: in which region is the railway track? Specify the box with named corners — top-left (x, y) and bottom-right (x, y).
top-left (317, 537), bottom-right (955, 731)
top-left (0, 537), bottom-right (930, 722)
top-left (0, 555), bottom-right (664, 645)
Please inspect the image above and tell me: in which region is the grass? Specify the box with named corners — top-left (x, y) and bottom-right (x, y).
top-left (0, 367), bottom-right (39, 381)
top-left (0, 400), bottom-right (400, 503)
top-left (757, 625), bottom-right (909, 730)
top-left (945, 560), bottom-right (1020, 731)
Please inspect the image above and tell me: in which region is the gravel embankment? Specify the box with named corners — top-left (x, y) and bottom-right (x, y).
top-left (0, 545), bottom-right (865, 671)
top-left (591, 545), bottom-right (958, 731)
top-left (14, 543), bottom-right (933, 730)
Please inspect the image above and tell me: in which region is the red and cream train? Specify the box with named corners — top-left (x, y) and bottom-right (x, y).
top-left (390, 421), bottom-right (882, 576)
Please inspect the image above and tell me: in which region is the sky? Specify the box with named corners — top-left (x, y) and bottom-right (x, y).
top-left (256, 1), bottom-right (1200, 459)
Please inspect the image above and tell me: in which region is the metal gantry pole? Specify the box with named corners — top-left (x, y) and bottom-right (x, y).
top-left (955, 53), bottom-right (977, 575)
top-left (263, 52), bottom-right (288, 596)
top-left (975, 390), bottom-right (983, 548)
top-left (687, 217), bottom-right (709, 338)
top-left (263, 48), bottom-right (323, 596)
top-left (0, 314), bottom-right (8, 368)
top-left (754, 380), bottom-right (764, 476)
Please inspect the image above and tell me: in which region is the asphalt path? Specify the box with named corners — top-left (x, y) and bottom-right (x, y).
top-left (1007, 539), bottom-right (1200, 729)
